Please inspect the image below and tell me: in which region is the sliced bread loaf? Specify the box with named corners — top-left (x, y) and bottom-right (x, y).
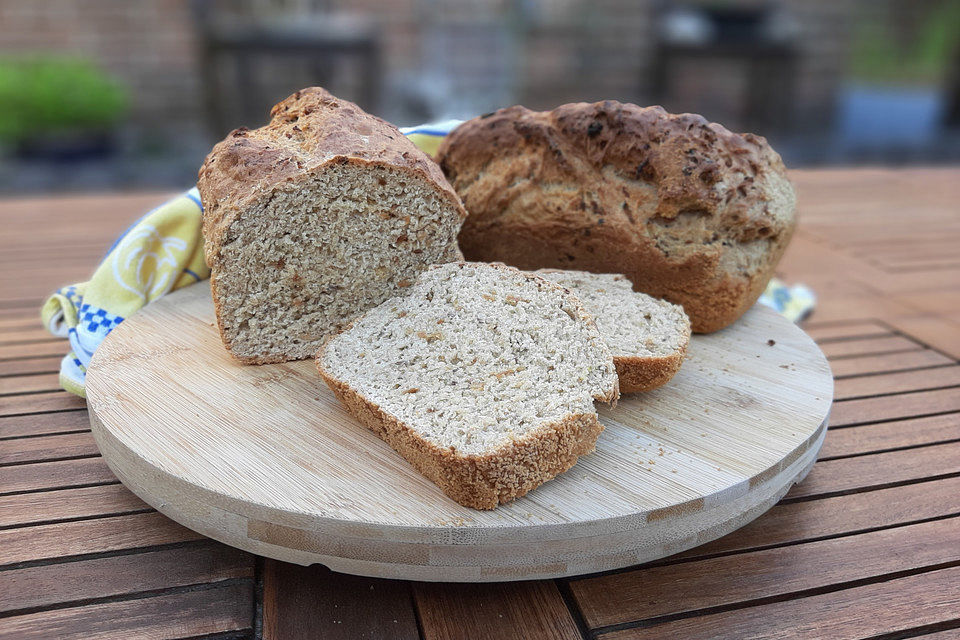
top-left (316, 262), bottom-right (619, 509)
top-left (198, 87), bottom-right (466, 364)
top-left (535, 269), bottom-right (691, 393)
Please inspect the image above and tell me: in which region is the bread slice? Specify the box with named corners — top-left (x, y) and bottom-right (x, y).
top-left (534, 269), bottom-right (691, 393)
top-left (198, 87), bottom-right (466, 364)
top-left (316, 262), bottom-right (619, 509)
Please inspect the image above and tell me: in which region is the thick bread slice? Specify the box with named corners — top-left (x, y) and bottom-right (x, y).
top-left (436, 101), bottom-right (796, 333)
top-left (535, 269), bottom-right (691, 393)
top-left (198, 87), bottom-right (466, 364)
top-left (316, 262), bottom-right (619, 509)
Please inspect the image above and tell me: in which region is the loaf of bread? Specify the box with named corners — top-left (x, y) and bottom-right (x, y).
top-left (534, 269), bottom-right (690, 392)
top-left (198, 87), bottom-right (466, 364)
top-left (436, 101), bottom-right (796, 333)
top-left (316, 262), bottom-right (619, 509)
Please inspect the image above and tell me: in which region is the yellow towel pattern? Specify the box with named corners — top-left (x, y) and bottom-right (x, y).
top-left (41, 189), bottom-right (208, 396)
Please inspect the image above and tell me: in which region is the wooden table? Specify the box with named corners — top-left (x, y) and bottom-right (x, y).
top-left (1, 168), bottom-right (959, 639)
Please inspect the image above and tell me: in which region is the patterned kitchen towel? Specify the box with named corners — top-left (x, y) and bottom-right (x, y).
top-left (399, 119), bottom-right (463, 156)
top-left (758, 278), bottom-right (816, 323)
top-left (37, 123), bottom-right (461, 398)
top-left (40, 120), bottom-right (814, 397)
top-left (40, 189), bottom-right (209, 397)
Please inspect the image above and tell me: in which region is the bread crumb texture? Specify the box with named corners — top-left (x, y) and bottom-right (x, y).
top-left (534, 269), bottom-right (691, 392)
top-left (198, 87), bottom-right (466, 363)
top-left (437, 101), bottom-right (796, 333)
top-left (317, 262), bottom-right (619, 508)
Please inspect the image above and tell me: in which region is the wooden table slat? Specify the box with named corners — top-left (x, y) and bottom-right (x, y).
top-left (0, 391), bottom-right (87, 417)
top-left (0, 543), bottom-right (253, 614)
top-left (598, 564), bottom-right (960, 640)
top-left (0, 410), bottom-right (90, 439)
top-left (820, 335), bottom-right (922, 359)
top-left (0, 341), bottom-right (74, 361)
top-left (571, 516), bottom-right (960, 628)
top-left (0, 431), bottom-right (100, 466)
top-left (915, 629), bottom-right (960, 639)
top-left (0, 483), bottom-right (149, 529)
top-left (0, 299), bottom-right (44, 312)
top-left (262, 561), bottom-right (420, 640)
top-left (820, 413), bottom-right (960, 459)
top-left (0, 332), bottom-right (61, 346)
top-left (829, 387), bottom-right (960, 427)
top-left (0, 581), bottom-right (254, 640)
top-left (414, 580), bottom-right (583, 640)
top-left (803, 321), bottom-right (892, 342)
top-left (834, 365), bottom-right (960, 401)
top-left (0, 372), bottom-right (62, 396)
top-left (887, 316), bottom-right (960, 360)
top-left (829, 349), bottom-right (953, 378)
top-left (0, 511), bottom-right (204, 567)
top-left (0, 355), bottom-right (66, 377)
top-left (670, 474), bottom-right (960, 562)
top-left (0, 457), bottom-right (115, 496)
top-left (0, 317), bottom-right (48, 332)
top-left (786, 440), bottom-right (960, 500)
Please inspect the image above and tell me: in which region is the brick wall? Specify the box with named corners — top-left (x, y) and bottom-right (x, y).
top-left (0, 0), bottom-right (202, 129)
top-left (0, 0), bottom-right (856, 137)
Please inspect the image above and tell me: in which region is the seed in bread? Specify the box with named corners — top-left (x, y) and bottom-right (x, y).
top-left (436, 101), bottom-right (796, 333)
top-left (198, 87), bottom-right (466, 364)
top-left (316, 262), bottom-right (619, 509)
top-left (534, 269), bottom-right (690, 392)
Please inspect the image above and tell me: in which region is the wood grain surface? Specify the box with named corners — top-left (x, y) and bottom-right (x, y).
top-left (84, 280), bottom-right (831, 581)
top-left (1, 169), bottom-right (959, 638)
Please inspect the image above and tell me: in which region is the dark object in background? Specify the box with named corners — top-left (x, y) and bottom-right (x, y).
top-left (15, 132), bottom-right (115, 163)
top-left (944, 50), bottom-right (960, 128)
top-left (191, 0), bottom-right (382, 138)
top-left (653, 3), bottom-right (800, 134)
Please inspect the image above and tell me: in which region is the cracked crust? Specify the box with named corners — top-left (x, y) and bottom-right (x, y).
top-left (199, 87), bottom-right (465, 271)
top-left (436, 101), bottom-right (796, 333)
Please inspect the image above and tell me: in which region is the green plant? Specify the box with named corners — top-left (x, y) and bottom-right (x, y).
top-left (849, 1), bottom-right (960, 86)
top-left (0, 56), bottom-right (128, 143)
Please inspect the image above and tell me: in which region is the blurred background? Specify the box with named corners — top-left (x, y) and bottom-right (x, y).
top-left (1, 0), bottom-right (958, 194)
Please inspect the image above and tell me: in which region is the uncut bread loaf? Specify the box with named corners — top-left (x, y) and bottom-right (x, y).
top-left (316, 262), bottom-right (619, 509)
top-left (436, 101), bottom-right (797, 333)
top-left (198, 87), bottom-right (466, 364)
top-left (535, 269), bottom-right (690, 393)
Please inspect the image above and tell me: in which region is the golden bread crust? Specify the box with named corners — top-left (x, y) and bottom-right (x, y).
top-left (614, 348), bottom-right (686, 394)
top-left (316, 360), bottom-right (605, 510)
top-left (199, 87), bottom-right (464, 271)
top-left (437, 101), bottom-right (796, 333)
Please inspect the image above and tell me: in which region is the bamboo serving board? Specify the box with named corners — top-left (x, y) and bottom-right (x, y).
top-left (86, 281), bottom-right (832, 582)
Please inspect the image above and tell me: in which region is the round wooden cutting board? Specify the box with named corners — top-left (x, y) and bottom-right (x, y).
top-left (86, 281), bottom-right (832, 582)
